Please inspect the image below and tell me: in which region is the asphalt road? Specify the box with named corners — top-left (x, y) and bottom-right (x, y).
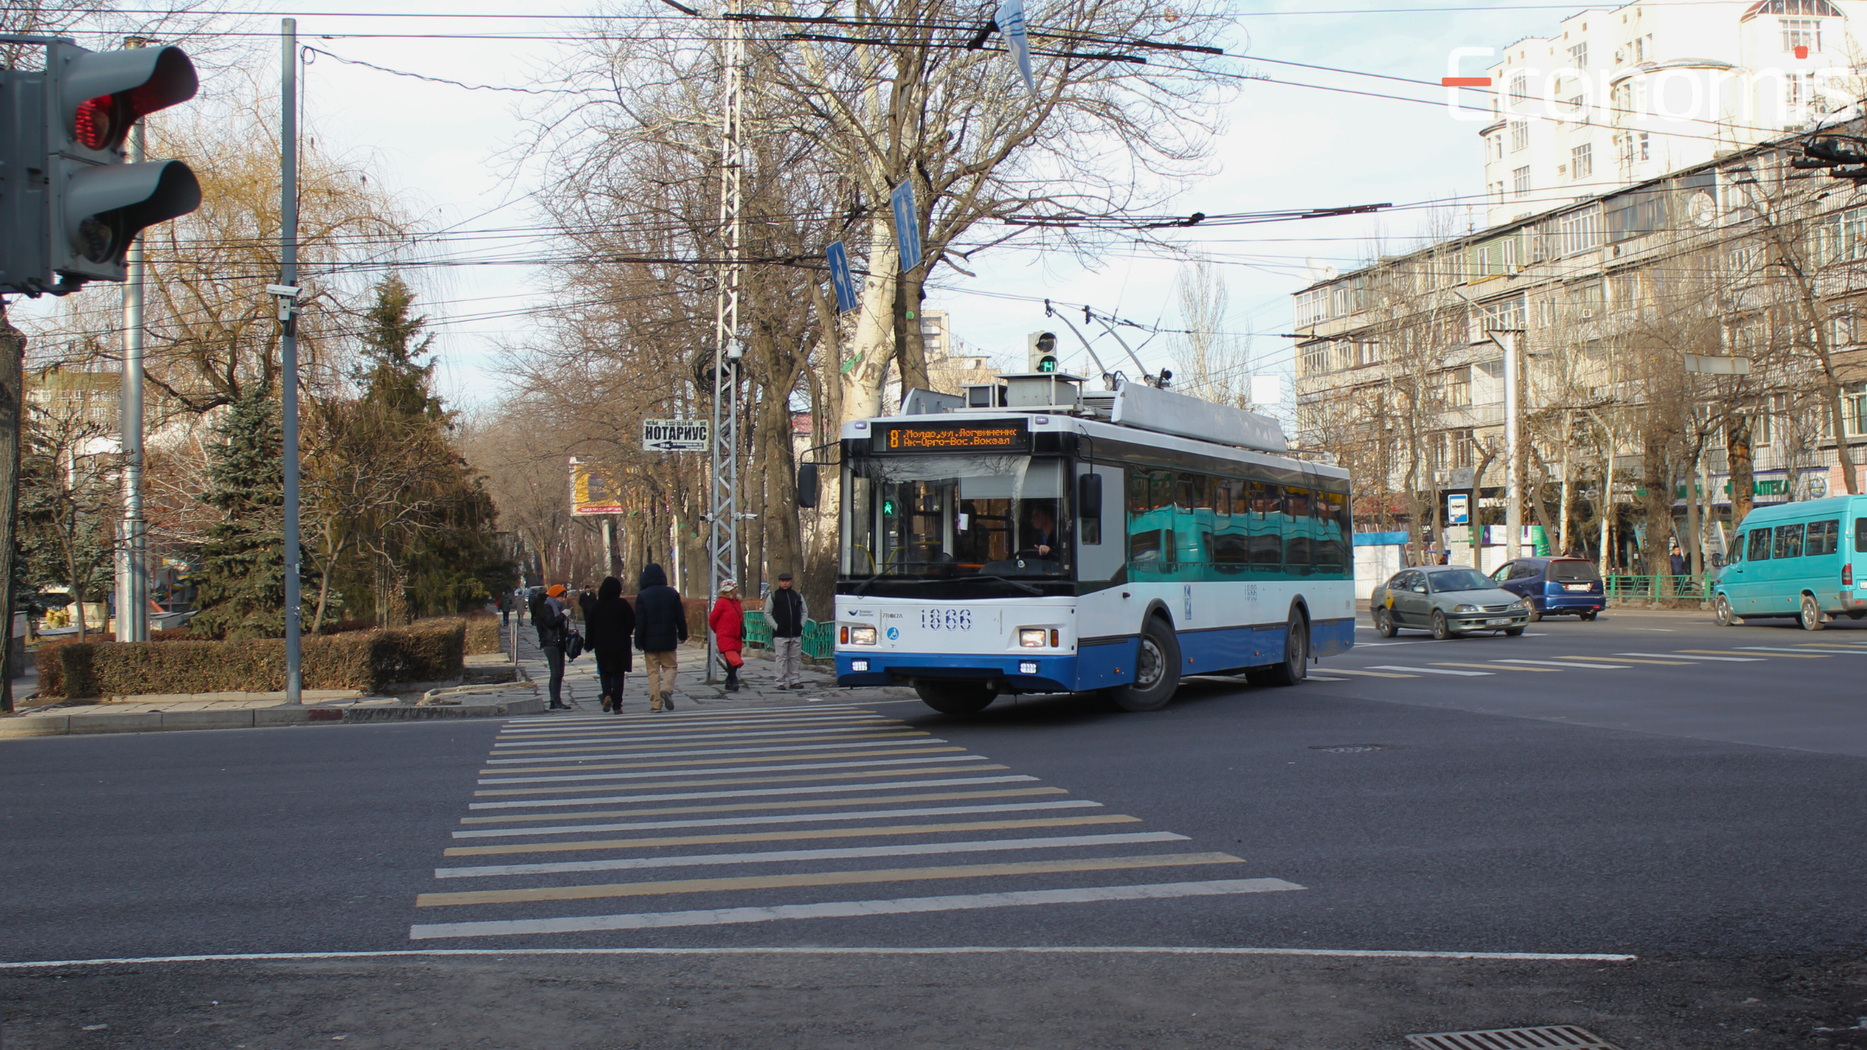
top-left (3, 608), bottom-right (1865, 1048)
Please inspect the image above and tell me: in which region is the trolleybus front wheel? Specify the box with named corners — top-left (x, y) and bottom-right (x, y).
top-left (1110, 617), bottom-right (1181, 712)
top-left (914, 680), bottom-right (998, 715)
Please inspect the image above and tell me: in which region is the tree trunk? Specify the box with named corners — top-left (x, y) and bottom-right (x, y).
top-left (0, 306), bottom-right (22, 712)
top-left (1726, 411), bottom-right (1754, 527)
top-left (894, 266), bottom-right (929, 397)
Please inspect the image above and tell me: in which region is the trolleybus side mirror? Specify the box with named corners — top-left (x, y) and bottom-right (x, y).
top-left (1078, 472), bottom-right (1102, 525)
top-left (796, 464), bottom-right (819, 509)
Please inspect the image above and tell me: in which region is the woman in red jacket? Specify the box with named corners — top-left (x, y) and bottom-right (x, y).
top-left (708, 580), bottom-right (746, 692)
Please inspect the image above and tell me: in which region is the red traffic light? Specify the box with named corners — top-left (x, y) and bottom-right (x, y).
top-left (60, 46), bottom-right (197, 153)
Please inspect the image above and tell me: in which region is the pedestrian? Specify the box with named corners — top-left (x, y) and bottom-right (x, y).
top-left (585, 575), bottom-right (636, 714)
top-left (578, 584), bottom-right (597, 625)
top-left (535, 584), bottom-right (571, 710)
top-left (633, 563), bottom-right (687, 712)
top-left (514, 586), bottom-right (527, 624)
top-left (710, 581), bottom-right (746, 693)
top-left (496, 589), bottom-right (509, 626)
top-left (765, 571), bottom-right (807, 690)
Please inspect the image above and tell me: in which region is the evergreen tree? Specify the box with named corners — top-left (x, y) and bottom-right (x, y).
top-left (190, 389), bottom-right (310, 639)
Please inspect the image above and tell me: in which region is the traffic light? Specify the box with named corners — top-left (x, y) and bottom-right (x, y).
top-left (0, 42), bottom-right (201, 295)
top-left (1027, 330), bottom-right (1059, 373)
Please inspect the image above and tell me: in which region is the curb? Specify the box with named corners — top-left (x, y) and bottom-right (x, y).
top-left (0, 696), bottom-right (547, 739)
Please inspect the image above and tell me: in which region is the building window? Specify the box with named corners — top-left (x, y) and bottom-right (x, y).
top-left (1510, 120), bottom-right (1529, 151)
top-left (1509, 74), bottom-right (1530, 106)
top-left (1513, 166), bottom-right (1531, 198)
top-left (1556, 209), bottom-right (1601, 253)
top-left (1572, 142), bottom-right (1593, 179)
top-left (1849, 383), bottom-right (1867, 436)
top-left (1783, 18), bottom-right (1822, 53)
top-left (1300, 342), bottom-right (1328, 377)
top-left (1568, 42), bottom-right (1589, 69)
top-left (1503, 237), bottom-right (1519, 271)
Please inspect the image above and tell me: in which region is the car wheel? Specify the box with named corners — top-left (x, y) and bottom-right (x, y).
top-left (1522, 601), bottom-right (1541, 623)
top-left (1373, 608), bottom-right (1397, 638)
top-left (914, 680), bottom-right (997, 715)
top-left (1112, 617), bottom-right (1181, 711)
top-left (1264, 613), bottom-right (1309, 686)
top-left (1713, 593), bottom-right (1737, 627)
top-left (1430, 610), bottom-right (1453, 640)
top-left (1580, 609), bottom-right (1598, 622)
top-left (1502, 626), bottom-right (1525, 636)
top-left (1799, 593), bottom-right (1826, 632)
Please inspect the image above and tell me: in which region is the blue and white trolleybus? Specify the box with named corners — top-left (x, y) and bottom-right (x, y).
top-left (831, 371), bottom-right (1355, 714)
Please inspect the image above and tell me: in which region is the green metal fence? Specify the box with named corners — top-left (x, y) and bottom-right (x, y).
top-left (742, 610), bottom-right (836, 661)
top-left (1603, 574), bottom-right (1715, 602)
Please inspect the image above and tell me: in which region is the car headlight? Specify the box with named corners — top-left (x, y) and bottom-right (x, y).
top-left (846, 625), bottom-right (878, 646)
top-left (1019, 628), bottom-right (1047, 648)
top-left (1454, 603), bottom-right (1479, 613)
top-left (1509, 600), bottom-right (1527, 610)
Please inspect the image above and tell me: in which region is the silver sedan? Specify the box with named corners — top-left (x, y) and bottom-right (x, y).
top-left (1370, 566), bottom-right (1532, 639)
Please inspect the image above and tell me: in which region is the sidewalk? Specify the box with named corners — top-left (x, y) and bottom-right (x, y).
top-left (512, 616), bottom-right (917, 714)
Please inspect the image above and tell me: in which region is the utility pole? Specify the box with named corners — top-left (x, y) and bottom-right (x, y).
top-left (0, 307), bottom-right (22, 713)
top-left (1502, 328), bottom-right (1523, 562)
top-left (116, 35), bottom-right (150, 643)
top-left (707, 4), bottom-right (745, 684)
top-left (278, 18), bottom-right (303, 703)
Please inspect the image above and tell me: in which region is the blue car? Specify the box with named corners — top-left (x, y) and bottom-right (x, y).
top-left (1489, 557), bottom-right (1605, 621)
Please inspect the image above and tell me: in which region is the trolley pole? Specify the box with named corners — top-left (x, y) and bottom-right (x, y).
top-left (279, 18), bottom-right (303, 703)
top-left (116, 36), bottom-right (149, 643)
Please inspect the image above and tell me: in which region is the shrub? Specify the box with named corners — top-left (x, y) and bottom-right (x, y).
top-left (315, 619), bottom-right (377, 636)
top-left (49, 619), bottom-right (467, 698)
top-left (463, 614), bottom-right (505, 656)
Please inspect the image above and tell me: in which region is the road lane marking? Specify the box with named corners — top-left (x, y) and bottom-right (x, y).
top-left (458, 787), bottom-right (1070, 824)
top-left (409, 879), bottom-right (1305, 939)
top-left (449, 800), bottom-right (1105, 839)
top-left (473, 774), bottom-right (1031, 807)
top-left (1366, 665), bottom-right (1491, 676)
top-left (1307, 675), bottom-right (1348, 682)
top-left (1491, 659), bottom-right (1627, 670)
top-left (1556, 655), bottom-right (1691, 666)
top-left (1613, 652), bottom-right (1762, 663)
top-left (415, 852), bottom-right (1246, 907)
top-left (1664, 651), bottom-right (1775, 661)
top-left (441, 815), bottom-right (1147, 857)
top-left (498, 714), bottom-right (887, 733)
top-left (1795, 641), bottom-right (1867, 648)
top-left (1322, 668), bottom-right (1418, 679)
top-left (1431, 662), bottom-right (1559, 673)
top-left (494, 725), bottom-right (907, 745)
top-left (1736, 646), bottom-right (1860, 656)
top-left (474, 764), bottom-right (1009, 797)
top-left (482, 747), bottom-right (971, 777)
top-left (507, 706), bottom-right (867, 725)
top-left (435, 832), bottom-right (1193, 879)
top-left (479, 754), bottom-right (984, 784)
top-left (486, 738), bottom-right (939, 761)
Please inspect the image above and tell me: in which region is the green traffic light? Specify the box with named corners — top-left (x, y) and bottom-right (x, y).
top-left (1038, 356), bottom-right (1057, 373)
top-left (883, 500), bottom-right (897, 515)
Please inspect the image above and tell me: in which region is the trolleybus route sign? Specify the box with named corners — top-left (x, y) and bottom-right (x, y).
top-left (875, 420), bottom-right (1030, 452)
top-left (642, 418), bottom-right (709, 452)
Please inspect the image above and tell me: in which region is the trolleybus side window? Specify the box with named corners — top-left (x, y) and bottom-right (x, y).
top-left (1247, 481), bottom-right (1284, 570)
top-left (1128, 468), bottom-right (1174, 569)
top-left (1211, 479), bottom-right (1250, 569)
top-left (1284, 485), bottom-right (1315, 574)
top-left (1315, 489), bottom-right (1350, 574)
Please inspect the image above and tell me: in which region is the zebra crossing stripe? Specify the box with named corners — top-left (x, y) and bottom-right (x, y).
top-left (407, 878), bottom-right (1306, 939)
top-left (467, 775), bottom-right (1039, 810)
top-left (457, 787), bottom-right (1070, 825)
top-left (449, 800), bottom-right (1105, 838)
top-left (478, 753), bottom-right (983, 784)
top-left (472, 764), bottom-right (1010, 797)
top-left (441, 814), bottom-right (1146, 857)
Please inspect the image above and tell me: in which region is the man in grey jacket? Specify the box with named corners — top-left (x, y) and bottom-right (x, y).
top-left (764, 572), bottom-right (808, 690)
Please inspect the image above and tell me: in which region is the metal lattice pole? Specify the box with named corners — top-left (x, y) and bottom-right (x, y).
top-left (707, 7), bottom-right (745, 684)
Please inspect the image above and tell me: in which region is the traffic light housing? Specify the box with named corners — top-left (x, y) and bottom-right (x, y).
top-left (0, 42), bottom-right (200, 295)
top-left (1027, 330), bottom-right (1058, 373)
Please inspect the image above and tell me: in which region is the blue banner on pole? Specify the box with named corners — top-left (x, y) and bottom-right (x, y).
top-left (891, 179), bottom-right (922, 273)
top-left (997, 0), bottom-right (1036, 96)
top-left (826, 240), bottom-right (858, 312)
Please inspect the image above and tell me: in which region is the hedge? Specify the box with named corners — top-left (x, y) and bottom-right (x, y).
top-left (48, 619), bottom-right (468, 699)
top-left (464, 614), bottom-right (504, 655)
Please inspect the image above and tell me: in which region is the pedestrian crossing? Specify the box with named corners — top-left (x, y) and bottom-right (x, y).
top-left (1319, 639), bottom-right (1867, 678)
top-left (409, 704), bottom-right (1304, 942)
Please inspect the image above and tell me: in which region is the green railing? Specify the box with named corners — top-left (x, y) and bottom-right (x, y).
top-left (1603, 574), bottom-right (1716, 602)
top-left (742, 611), bottom-right (836, 661)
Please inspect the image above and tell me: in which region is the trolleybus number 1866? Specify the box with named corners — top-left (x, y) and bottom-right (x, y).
top-left (920, 609), bottom-right (974, 631)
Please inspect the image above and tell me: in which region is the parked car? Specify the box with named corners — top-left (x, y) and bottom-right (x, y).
top-left (1370, 565), bottom-right (1532, 639)
top-left (1489, 557), bottom-right (1605, 621)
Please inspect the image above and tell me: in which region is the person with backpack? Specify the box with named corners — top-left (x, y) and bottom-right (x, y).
top-left (709, 581), bottom-right (746, 692)
top-left (585, 576), bottom-right (636, 713)
top-left (532, 584), bottom-right (571, 710)
top-left (764, 571), bottom-right (808, 690)
top-left (633, 563), bottom-right (687, 712)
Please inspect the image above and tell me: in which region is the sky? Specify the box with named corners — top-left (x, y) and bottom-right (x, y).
top-left (24, 1), bottom-right (1608, 417)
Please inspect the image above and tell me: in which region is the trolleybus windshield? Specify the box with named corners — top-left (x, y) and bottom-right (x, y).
top-left (844, 453), bottom-right (1072, 583)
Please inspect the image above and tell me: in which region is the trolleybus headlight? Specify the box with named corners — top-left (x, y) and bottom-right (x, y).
top-left (848, 625), bottom-right (878, 646)
top-left (1018, 628), bottom-right (1047, 648)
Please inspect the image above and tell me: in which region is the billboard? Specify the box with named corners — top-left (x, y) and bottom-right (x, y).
top-left (569, 458), bottom-right (624, 516)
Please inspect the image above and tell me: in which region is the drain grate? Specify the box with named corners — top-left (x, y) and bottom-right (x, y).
top-left (1405, 1026), bottom-right (1620, 1050)
top-left (1308, 743), bottom-right (1393, 753)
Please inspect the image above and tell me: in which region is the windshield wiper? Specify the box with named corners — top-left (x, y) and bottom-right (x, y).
top-left (967, 574), bottom-right (1043, 595)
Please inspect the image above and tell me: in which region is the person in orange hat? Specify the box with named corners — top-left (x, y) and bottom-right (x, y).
top-left (537, 583), bottom-right (571, 708)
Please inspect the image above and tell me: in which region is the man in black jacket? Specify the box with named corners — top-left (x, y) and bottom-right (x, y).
top-left (633, 563), bottom-right (687, 712)
top-left (764, 572), bottom-right (808, 690)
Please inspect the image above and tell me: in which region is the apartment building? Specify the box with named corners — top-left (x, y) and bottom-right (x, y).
top-left (1295, 123), bottom-right (1867, 568)
top-left (1480, 0), bottom-right (1867, 227)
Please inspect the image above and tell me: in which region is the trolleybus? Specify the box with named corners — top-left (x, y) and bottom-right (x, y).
top-left (827, 371), bottom-right (1355, 714)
